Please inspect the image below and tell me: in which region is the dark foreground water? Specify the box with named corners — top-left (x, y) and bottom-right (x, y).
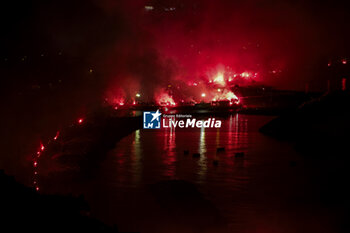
top-left (40, 114), bottom-right (345, 233)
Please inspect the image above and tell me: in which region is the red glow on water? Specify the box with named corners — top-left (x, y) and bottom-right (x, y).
top-left (342, 59), bottom-right (347, 65)
top-left (33, 161), bottom-right (37, 167)
top-left (119, 102), bottom-right (124, 106)
top-left (78, 118), bottom-right (84, 124)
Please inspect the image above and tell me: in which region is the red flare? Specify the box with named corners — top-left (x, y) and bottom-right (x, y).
top-left (53, 131), bottom-right (60, 140)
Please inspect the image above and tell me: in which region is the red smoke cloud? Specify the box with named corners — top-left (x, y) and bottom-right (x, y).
top-left (34, 0), bottom-right (348, 105)
top-left (96, 0), bottom-right (350, 103)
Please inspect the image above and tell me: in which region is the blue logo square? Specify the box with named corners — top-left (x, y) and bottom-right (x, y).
top-left (143, 110), bottom-right (161, 129)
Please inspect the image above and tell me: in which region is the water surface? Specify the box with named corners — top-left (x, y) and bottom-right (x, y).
top-left (41, 114), bottom-right (341, 233)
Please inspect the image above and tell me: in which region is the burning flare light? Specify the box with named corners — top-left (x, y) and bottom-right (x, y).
top-left (212, 90), bottom-right (239, 103)
top-left (155, 90), bottom-right (176, 106)
top-left (212, 72), bottom-right (225, 86)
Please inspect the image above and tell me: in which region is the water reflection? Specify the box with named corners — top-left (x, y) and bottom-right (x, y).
top-left (41, 114), bottom-right (328, 233)
top-left (89, 114), bottom-right (301, 232)
top-left (131, 129), bottom-right (142, 185)
top-left (162, 125), bottom-right (176, 178)
top-left (38, 114), bottom-right (339, 233)
top-left (197, 127), bottom-right (207, 183)
top-left (110, 113), bottom-right (255, 186)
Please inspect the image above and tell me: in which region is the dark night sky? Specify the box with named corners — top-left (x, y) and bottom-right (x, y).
top-left (1, 0), bottom-right (350, 95)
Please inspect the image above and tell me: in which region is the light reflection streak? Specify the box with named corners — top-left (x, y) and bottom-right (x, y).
top-left (234, 113), bottom-right (239, 147)
top-left (163, 120), bottom-right (176, 178)
top-left (131, 129), bottom-right (142, 185)
top-left (228, 114), bottom-right (234, 148)
top-left (216, 128), bottom-right (220, 148)
top-left (197, 126), bottom-right (207, 183)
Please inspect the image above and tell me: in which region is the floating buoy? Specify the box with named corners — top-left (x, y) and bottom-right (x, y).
top-left (216, 147), bottom-right (225, 152)
top-left (289, 161), bottom-right (297, 167)
top-left (234, 152), bottom-right (245, 158)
